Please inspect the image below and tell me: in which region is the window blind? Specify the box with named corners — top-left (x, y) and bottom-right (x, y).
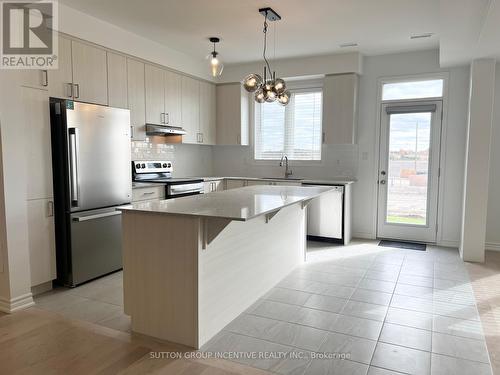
top-left (254, 90), bottom-right (323, 161)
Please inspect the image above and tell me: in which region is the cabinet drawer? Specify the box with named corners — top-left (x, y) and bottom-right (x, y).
top-left (132, 186), bottom-right (165, 202)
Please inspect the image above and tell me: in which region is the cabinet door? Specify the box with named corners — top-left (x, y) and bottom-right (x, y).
top-left (216, 83), bottom-right (249, 145)
top-left (225, 179), bottom-right (246, 190)
top-left (71, 40), bottom-right (108, 105)
top-left (164, 70), bottom-right (182, 127)
top-left (145, 64), bottom-right (165, 125)
top-left (20, 70), bottom-right (49, 90)
top-left (322, 74), bottom-right (358, 144)
top-left (199, 81), bottom-right (216, 145)
top-left (107, 52), bottom-right (128, 109)
top-left (213, 180), bottom-right (223, 191)
top-left (127, 58), bottom-right (146, 140)
top-left (22, 87), bottom-right (53, 200)
top-left (48, 36), bottom-right (73, 99)
top-left (181, 76), bottom-right (200, 144)
top-left (28, 198), bottom-right (56, 286)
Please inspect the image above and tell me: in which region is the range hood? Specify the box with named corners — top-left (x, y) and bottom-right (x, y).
top-left (145, 123), bottom-right (187, 136)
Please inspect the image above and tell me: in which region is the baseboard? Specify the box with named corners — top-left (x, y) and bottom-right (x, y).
top-left (0, 293), bottom-right (35, 313)
top-left (485, 242), bottom-right (500, 252)
top-left (31, 281), bottom-right (53, 296)
top-left (437, 239), bottom-right (459, 248)
top-left (352, 232), bottom-right (376, 240)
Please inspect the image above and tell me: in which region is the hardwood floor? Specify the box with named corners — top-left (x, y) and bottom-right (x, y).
top-left (0, 308), bottom-right (271, 375)
top-left (466, 250), bottom-right (500, 375)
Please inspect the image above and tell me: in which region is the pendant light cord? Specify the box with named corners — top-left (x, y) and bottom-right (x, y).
top-left (262, 13), bottom-right (272, 79)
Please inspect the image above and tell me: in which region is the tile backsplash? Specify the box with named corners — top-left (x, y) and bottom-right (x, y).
top-left (131, 138), bottom-right (214, 177)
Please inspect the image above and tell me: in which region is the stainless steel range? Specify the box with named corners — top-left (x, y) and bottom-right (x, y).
top-left (132, 160), bottom-right (204, 198)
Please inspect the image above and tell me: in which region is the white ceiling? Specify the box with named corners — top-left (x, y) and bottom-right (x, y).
top-left (58, 0), bottom-right (440, 64)
top-left (440, 0), bottom-right (500, 66)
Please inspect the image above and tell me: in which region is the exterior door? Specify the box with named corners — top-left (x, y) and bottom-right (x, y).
top-left (377, 101), bottom-right (442, 243)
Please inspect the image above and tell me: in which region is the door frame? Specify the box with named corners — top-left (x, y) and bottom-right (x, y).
top-left (376, 100), bottom-right (443, 243)
top-left (372, 72), bottom-right (450, 244)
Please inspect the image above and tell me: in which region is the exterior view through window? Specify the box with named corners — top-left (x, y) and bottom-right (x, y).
top-left (386, 112), bottom-right (431, 225)
top-left (382, 79), bottom-right (443, 101)
top-left (254, 90), bottom-right (322, 160)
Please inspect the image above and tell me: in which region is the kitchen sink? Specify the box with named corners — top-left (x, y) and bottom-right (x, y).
top-left (261, 177), bottom-right (303, 181)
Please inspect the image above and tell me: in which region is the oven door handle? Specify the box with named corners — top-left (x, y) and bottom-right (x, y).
top-left (168, 183), bottom-right (204, 195)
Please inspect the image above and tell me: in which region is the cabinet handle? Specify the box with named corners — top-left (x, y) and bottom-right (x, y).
top-left (160, 113), bottom-right (165, 124)
top-left (322, 132), bottom-right (326, 144)
top-left (74, 83), bottom-right (80, 99)
top-left (47, 200), bottom-right (54, 217)
top-left (201, 133), bottom-right (204, 143)
top-left (66, 83), bottom-right (73, 98)
top-left (165, 112), bottom-right (169, 124)
top-left (237, 134), bottom-right (241, 144)
top-left (41, 70), bottom-right (48, 87)
top-left (130, 126), bottom-right (134, 139)
top-left (142, 191), bottom-right (155, 196)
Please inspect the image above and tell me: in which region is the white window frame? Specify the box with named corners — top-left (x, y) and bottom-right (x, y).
top-left (250, 79), bottom-right (325, 166)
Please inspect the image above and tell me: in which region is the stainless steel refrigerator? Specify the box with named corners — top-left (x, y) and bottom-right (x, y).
top-left (50, 98), bottom-right (131, 287)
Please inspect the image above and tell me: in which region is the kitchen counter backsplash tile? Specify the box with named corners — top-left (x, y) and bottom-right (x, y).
top-left (131, 138), bottom-right (175, 160)
top-left (131, 138), bottom-right (214, 177)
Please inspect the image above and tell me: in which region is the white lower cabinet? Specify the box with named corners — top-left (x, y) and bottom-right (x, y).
top-left (224, 179), bottom-right (247, 190)
top-left (132, 186), bottom-right (165, 202)
top-left (28, 198), bottom-right (56, 287)
top-left (204, 180), bottom-right (223, 193)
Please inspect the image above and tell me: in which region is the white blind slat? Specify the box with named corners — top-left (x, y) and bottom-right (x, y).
top-left (255, 90), bottom-right (323, 161)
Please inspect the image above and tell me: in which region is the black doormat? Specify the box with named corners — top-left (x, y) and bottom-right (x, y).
top-left (378, 240), bottom-right (426, 251)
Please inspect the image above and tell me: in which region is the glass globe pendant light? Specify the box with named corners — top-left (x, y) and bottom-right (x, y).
top-left (241, 7), bottom-right (288, 106)
top-left (208, 37), bottom-right (223, 78)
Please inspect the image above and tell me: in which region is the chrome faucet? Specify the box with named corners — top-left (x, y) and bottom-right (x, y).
top-left (279, 155), bottom-right (293, 178)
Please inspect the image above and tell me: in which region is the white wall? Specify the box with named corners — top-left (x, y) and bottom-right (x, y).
top-left (219, 52), bottom-right (363, 83)
top-left (213, 144), bottom-right (358, 179)
top-left (486, 63), bottom-right (500, 250)
top-left (354, 50), bottom-right (470, 246)
top-left (0, 72), bottom-right (35, 312)
top-left (58, 4), bottom-right (212, 81)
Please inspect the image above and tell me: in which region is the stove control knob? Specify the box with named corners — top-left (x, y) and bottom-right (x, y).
top-left (141, 163), bottom-right (146, 169)
top-left (135, 164), bottom-right (141, 169)
top-left (167, 163), bottom-right (172, 168)
top-left (162, 163), bottom-right (168, 168)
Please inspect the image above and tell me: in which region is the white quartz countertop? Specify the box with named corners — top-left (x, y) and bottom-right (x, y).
top-left (119, 185), bottom-right (335, 221)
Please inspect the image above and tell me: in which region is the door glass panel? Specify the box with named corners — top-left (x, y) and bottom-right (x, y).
top-left (382, 79), bottom-right (443, 100)
top-left (386, 112), bottom-right (431, 226)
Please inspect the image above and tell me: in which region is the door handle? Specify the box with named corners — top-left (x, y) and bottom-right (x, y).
top-left (68, 128), bottom-right (79, 207)
top-left (72, 211), bottom-right (121, 222)
top-left (47, 200), bottom-right (54, 217)
top-left (41, 70), bottom-right (48, 87)
top-left (66, 83), bottom-right (73, 97)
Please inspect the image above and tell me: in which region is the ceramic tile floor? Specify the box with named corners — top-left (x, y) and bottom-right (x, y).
top-left (202, 241), bottom-right (493, 375)
top-left (34, 240), bottom-right (494, 375)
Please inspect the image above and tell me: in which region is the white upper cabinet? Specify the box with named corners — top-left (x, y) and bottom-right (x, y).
top-left (181, 76), bottom-right (200, 144)
top-left (48, 36), bottom-right (73, 99)
top-left (107, 52), bottom-right (128, 109)
top-left (164, 70), bottom-right (182, 128)
top-left (199, 81), bottom-right (216, 145)
top-left (322, 73), bottom-right (358, 144)
top-left (127, 58), bottom-right (146, 141)
top-left (145, 64), bottom-right (165, 125)
top-left (216, 83), bottom-right (249, 145)
top-left (71, 40), bottom-right (108, 105)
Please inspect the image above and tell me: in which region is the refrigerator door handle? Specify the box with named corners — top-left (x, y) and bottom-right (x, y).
top-left (68, 128), bottom-right (80, 207)
top-left (72, 211), bottom-right (121, 222)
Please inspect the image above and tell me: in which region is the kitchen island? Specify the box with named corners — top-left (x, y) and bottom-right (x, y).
top-left (118, 185), bottom-right (333, 349)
